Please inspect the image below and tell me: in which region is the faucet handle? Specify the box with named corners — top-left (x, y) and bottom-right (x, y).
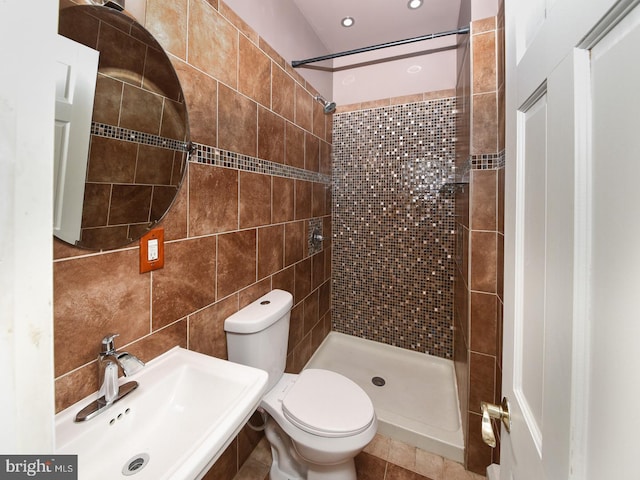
top-left (101, 333), bottom-right (119, 353)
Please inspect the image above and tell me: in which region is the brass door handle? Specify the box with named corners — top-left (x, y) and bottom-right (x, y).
top-left (481, 397), bottom-right (511, 448)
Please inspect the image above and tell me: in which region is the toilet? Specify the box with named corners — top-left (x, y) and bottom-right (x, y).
top-left (224, 289), bottom-right (377, 480)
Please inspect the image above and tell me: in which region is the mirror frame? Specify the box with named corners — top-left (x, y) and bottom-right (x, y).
top-left (56, 4), bottom-right (191, 251)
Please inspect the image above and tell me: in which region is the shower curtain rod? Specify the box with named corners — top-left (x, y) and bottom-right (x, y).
top-left (291, 26), bottom-right (470, 68)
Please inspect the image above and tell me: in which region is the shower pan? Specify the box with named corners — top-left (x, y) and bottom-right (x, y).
top-left (305, 332), bottom-right (464, 462)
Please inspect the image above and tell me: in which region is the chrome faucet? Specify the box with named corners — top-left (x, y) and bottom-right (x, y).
top-left (98, 333), bottom-right (145, 397)
top-left (75, 333), bottom-right (145, 422)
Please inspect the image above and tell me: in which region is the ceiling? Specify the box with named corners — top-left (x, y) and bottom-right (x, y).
top-left (291, 0), bottom-right (463, 55)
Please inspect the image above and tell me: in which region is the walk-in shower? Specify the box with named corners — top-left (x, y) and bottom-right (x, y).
top-left (288, 12), bottom-right (473, 469)
top-left (326, 96), bottom-right (460, 461)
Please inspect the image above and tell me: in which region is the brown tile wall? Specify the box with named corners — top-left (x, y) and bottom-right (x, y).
top-left (454, 10), bottom-right (505, 475)
top-left (54, 1), bottom-right (332, 478)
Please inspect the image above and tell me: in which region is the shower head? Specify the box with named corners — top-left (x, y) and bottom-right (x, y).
top-left (315, 95), bottom-right (337, 115)
top-left (90, 0), bottom-right (125, 10)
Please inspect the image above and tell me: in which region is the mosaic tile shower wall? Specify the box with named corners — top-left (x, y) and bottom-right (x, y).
top-left (332, 98), bottom-right (457, 358)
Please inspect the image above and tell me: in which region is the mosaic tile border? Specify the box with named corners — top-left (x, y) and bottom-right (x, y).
top-left (91, 122), bottom-right (189, 152)
top-left (92, 119), bottom-right (332, 184)
top-left (470, 150), bottom-right (505, 170)
top-left (190, 142), bottom-right (332, 185)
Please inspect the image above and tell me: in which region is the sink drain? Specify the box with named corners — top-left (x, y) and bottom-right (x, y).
top-left (122, 453), bottom-right (150, 476)
top-left (372, 376), bottom-right (386, 387)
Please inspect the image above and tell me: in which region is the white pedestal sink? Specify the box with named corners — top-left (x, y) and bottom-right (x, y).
top-left (56, 347), bottom-right (268, 480)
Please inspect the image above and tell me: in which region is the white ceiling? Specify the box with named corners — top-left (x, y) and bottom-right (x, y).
top-left (291, 0), bottom-right (463, 55)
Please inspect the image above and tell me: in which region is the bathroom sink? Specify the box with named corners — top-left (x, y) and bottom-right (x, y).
top-left (55, 347), bottom-right (268, 480)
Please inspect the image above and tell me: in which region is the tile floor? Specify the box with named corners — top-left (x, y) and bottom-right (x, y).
top-left (232, 433), bottom-right (486, 480)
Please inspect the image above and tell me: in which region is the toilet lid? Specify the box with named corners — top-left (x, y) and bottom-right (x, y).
top-left (282, 369), bottom-right (375, 438)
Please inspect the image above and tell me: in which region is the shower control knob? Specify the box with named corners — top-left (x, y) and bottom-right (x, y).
top-left (311, 228), bottom-right (324, 247)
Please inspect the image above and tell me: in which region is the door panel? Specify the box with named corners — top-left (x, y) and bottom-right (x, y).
top-left (505, 49), bottom-right (577, 480)
top-left (503, 0), bottom-right (640, 478)
top-left (516, 92), bottom-right (547, 454)
top-left (54, 34), bottom-right (98, 244)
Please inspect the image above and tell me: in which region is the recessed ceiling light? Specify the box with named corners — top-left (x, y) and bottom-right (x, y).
top-left (341, 16), bottom-right (355, 27)
top-left (407, 0), bottom-right (423, 9)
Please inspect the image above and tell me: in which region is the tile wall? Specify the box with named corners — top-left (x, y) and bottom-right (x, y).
top-left (331, 92), bottom-right (457, 357)
top-left (454, 10), bottom-right (505, 474)
top-left (54, 1), bottom-right (332, 477)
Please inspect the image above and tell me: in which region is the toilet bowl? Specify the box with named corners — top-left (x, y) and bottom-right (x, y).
top-left (262, 371), bottom-right (377, 478)
top-left (224, 289), bottom-right (377, 480)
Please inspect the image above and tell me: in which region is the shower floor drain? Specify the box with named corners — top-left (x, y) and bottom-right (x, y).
top-left (371, 376), bottom-right (386, 387)
top-left (122, 453), bottom-right (150, 476)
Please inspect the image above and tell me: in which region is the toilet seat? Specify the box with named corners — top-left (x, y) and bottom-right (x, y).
top-left (282, 369), bottom-right (375, 438)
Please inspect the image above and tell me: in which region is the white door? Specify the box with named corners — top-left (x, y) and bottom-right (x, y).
top-left (501, 0), bottom-right (640, 478)
top-left (54, 34), bottom-right (98, 245)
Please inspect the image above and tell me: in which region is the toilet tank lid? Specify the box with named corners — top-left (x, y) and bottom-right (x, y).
top-left (224, 289), bottom-right (293, 334)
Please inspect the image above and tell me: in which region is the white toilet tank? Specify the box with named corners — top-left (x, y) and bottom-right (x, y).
top-left (224, 289), bottom-right (293, 391)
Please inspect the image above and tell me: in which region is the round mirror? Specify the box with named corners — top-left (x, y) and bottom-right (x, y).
top-left (56, 5), bottom-right (190, 250)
